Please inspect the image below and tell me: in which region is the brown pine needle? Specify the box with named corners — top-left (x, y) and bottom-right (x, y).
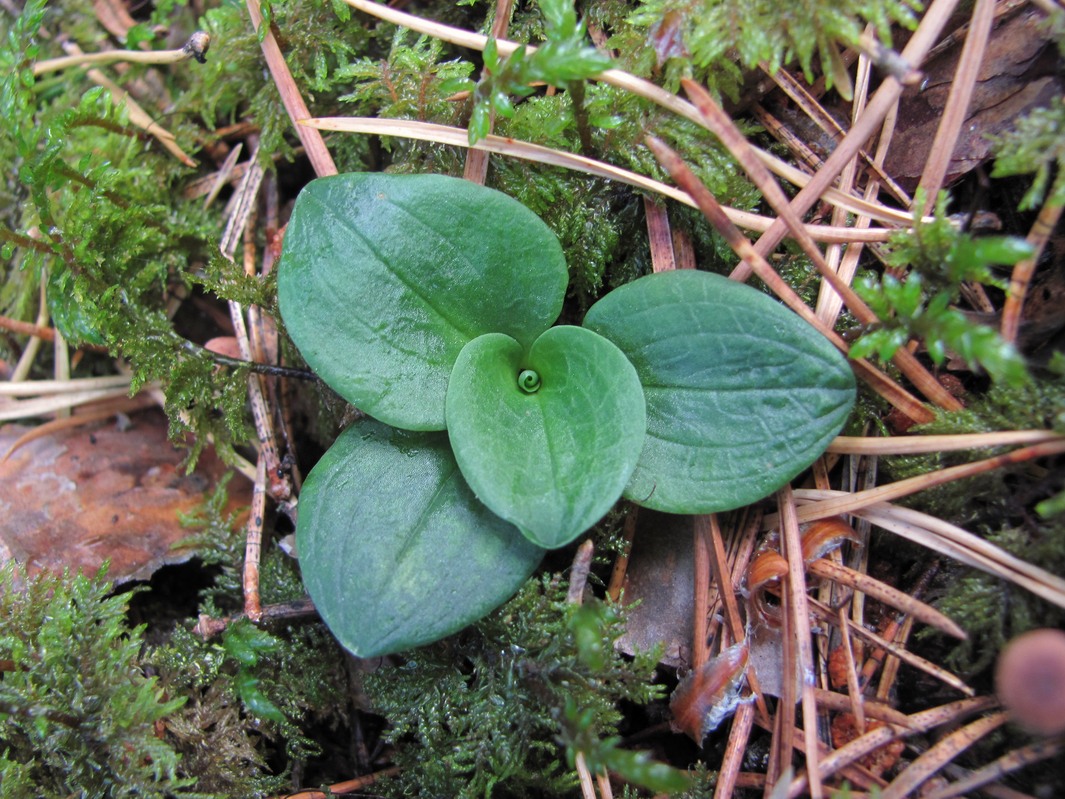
top-left (881, 711), bottom-right (1010, 799)
top-left (921, 736), bottom-right (1065, 799)
top-left (716, 701), bottom-right (757, 799)
top-left (915, 0), bottom-right (994, 213)
top-left (779, 485), bottom-right (823, 798)
top-left (274, 766), bottom-right (401, 799)
top-left (246, 0), bottom-right (336, 177)
top-left (812, 689), bottom-right (912, 727)
top-left (792, 440), bottom-right (1065, 524)
top-left (786, 696), bottom-right (999, 798)
top-left (806, 596), bottom-right (974, 696)
top-left (807, 559), bottom-right (966, 640)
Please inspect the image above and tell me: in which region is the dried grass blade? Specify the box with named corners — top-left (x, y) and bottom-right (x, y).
top-left (0, 386), bottom-right (136, 422)
top-left (808, 558), bottom-right (966, 639)
top-left (0, 394), bottom-right (156, 463)
top-left (828, 431), bottom-right (1065, 455)
top-left (0, 375), bottom-right (133, 396)
top-left (786, 696), bottom-right (998, 798)
top-left (302, 117), bottom-right (895, 243)
top-left (881, 711), bottom-right (1010, 799)
top-left (791, 441), bottom-right (1065, 523)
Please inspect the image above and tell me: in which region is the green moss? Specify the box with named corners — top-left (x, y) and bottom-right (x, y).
top-left (363, 575), bottom-right (666, 798)
top-left (614, 0), bottom-right (920, 98)
top-left (0, 565), bottom-right (193, 799)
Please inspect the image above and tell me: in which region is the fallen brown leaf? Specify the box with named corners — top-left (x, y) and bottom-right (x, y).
top-left (0, 410), bottom-right (250, 586)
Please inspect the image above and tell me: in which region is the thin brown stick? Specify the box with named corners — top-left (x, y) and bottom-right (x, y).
top-left (193, 598), bottom-right (318, 639)
top-left (779, 486), bottom-right (822, 798)
top-left (692, 517), bottom-right (711, 671)
top-left (33, 32), bottom-right (210, 74)
top-left (915, 0), bottom-right (994, 214)
top-left (245, 0), bottom-right (336, 177)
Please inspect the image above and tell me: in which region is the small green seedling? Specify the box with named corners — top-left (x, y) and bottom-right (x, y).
top-left (278, 173), bottom-right (855, 657)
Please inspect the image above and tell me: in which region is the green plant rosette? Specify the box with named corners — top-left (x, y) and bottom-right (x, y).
top-left (296, 419), bottom-right (544, 658)
top-left (583, 269), bottom-right (856, 513)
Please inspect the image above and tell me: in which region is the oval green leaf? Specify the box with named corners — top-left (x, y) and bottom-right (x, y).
top-left (583, 270), bottom-right (856, 513)
top-left (278, 173), bottom-right (568, 431)
top-left (445, 326), bottom-right (646, 548)
top-left (296, 419), bottom-right (544, 658)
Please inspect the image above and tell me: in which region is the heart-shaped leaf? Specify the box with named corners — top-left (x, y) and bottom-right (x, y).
top-left (296, 419), bottom-right (544, 658)
top-left (445, 326), bottom-right (646, 548)
top-left (278, 173), bottom-right (568, 431)
top-left (583, 270), bottom-right (855, 513)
